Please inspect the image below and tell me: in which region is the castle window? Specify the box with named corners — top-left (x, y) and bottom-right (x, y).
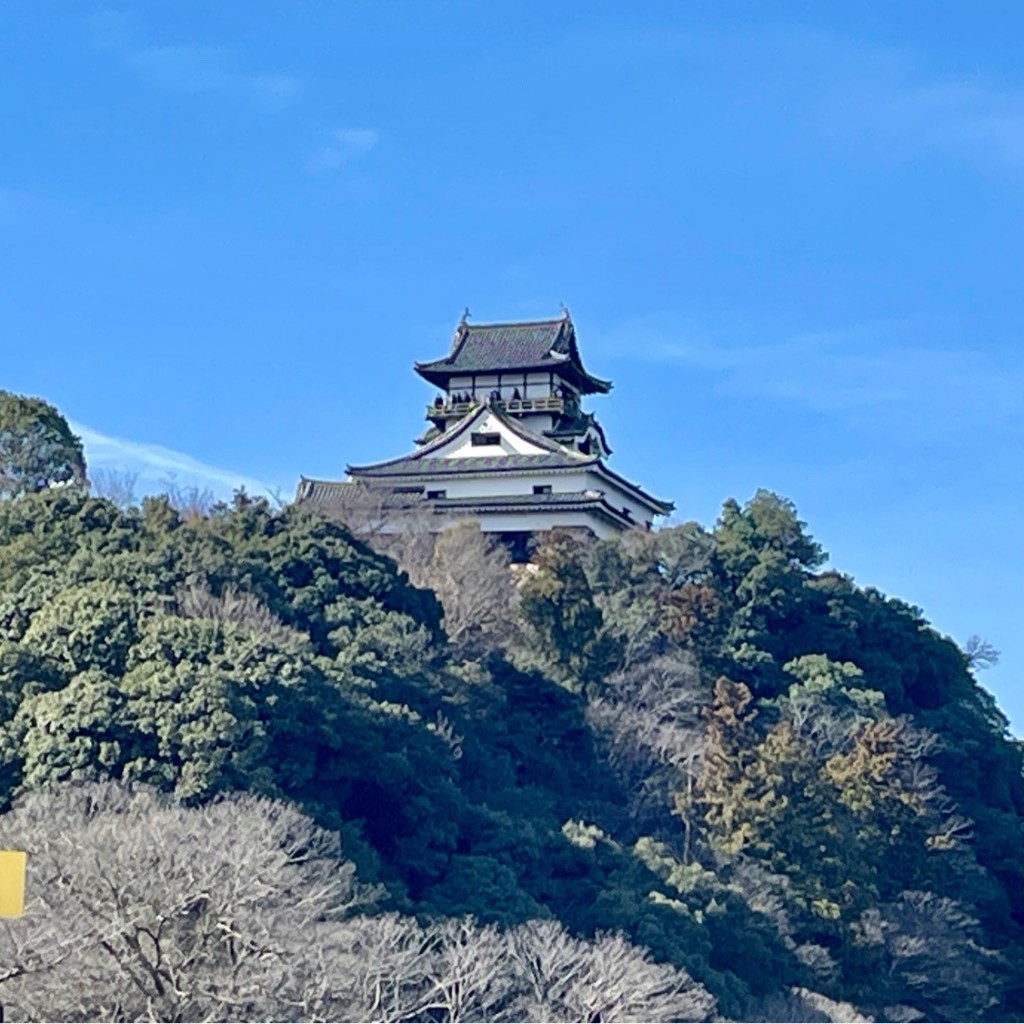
top-left (533, 485), bottom-right (552, 495)
top-left (471, 432), bottom-right (501, 447)
top-left (392, 486), bottom-right (423, 495)
top-left (427, 489), bottom-right (447, 500)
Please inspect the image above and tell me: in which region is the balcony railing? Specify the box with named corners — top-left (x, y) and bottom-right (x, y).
top-left (426, 396), bottom-right (571, 420)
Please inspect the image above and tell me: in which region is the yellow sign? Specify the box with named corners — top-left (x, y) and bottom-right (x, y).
top-left (0, 850), bottom-right (26, 918)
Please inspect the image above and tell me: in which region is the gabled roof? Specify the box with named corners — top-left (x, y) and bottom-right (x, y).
top-left (545, 410), bottom-right (612, 456)
top-left (349, 452), bottom-right (593, 478)
top-left (340, 398), bottom-right (674, 515)
top-left (347, 399), bottom-right (592, 476)
top-left (415, 313), bottom-right (612, 395)
top-left (294, 482), bottom-right (654, 532)
top-left (433, 491), bottom-right (639, 529)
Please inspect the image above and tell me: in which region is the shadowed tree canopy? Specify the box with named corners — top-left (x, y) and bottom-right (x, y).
top-left (0, 400), bottom-right (1021, 1022)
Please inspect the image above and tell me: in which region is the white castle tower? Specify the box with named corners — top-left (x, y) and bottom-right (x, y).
top-left (296, 311), bottom-right (672, 553)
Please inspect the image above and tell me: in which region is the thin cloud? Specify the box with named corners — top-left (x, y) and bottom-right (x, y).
top-left (595, 315), bottom-right (1024, 440)
top-left (127, 46), bottom-right (299, 107)
top-left (308, 129), bottom-right (380, 172)
top-left (817, 64), bottom-right (1024, 172)
top-left (732, 27), bottom-right (1024, 174)
top-left (567, 22), bottom-right (1024, 177)
top-left (88, 11), bottom-right (299, 108)
top-left (72, 422), bottom-right (278, 501)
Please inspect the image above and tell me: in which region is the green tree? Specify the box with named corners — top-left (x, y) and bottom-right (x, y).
top-left (0, 390), bottom-right (87, 499)
top-left (517, 530), bottom-right (622, 694)
top-left (712, 491), bottom-right (826, 695)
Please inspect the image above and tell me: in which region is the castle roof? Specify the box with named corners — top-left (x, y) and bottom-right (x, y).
top-left (344, 400), bottom-right (673, 515)
top-left (414, 313), bottom-right (612, 395)
top-left (348, 399), bottom-right (591, 476)
top-left (350, 451), bottom-right (591, 477)
top-left (294, 481), bottom-right (643, 531)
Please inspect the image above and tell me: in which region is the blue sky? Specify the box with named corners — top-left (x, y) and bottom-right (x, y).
top-left (3, 3), bottom-right (1022, 732)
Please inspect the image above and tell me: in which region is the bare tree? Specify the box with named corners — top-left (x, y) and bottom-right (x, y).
top-left (310, 480), bottom-right (433, 545)
top-left (427, 917), bottom-right (515, 1022)
top-left (89, 468), bottom-right (140, 509)
top-left (159, 473), bottom-right (217, 520)
top-left (587, 653), bottom-right (707, 838)
top-left (0, 782), bottom-right (373, 1022)
top-left (321, 913), bottom-right (439, 1022)
top-left (503, 919), bottom-right (715, 1023)
top-left (963, 633), bottom-right (1000, 670)
top-left (174, 575), bottom-right (304, 646)
top-left (0, 784), bottom-right (715, 1023)
top-left (853, 890), bottom-right (1000, 1021)
top-left (321, 915), bottom-right (714, 1023)
top-left (746, 987), bottom-right (873, 1023)
top-left (396, 522), bottom-right (519, 658)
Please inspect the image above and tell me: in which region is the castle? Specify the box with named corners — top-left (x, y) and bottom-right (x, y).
top-left (295, 311), bottom-right (672, 553)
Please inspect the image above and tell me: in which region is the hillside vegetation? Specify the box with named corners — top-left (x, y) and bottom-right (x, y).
top-left (0, 390), bottom-right (1021, 1022)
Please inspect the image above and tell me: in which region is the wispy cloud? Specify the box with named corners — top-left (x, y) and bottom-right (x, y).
top-left (127, 46), bottom-right (299, 107)
top-left (745, 27), bottom-right (1024, 174)
top-left (307, 129), bottom-right (380, 172)
top-left (594, 314), bottom-right (1024, 441)
top-left (816, 59), bottom-right (1024, 172)
top-left (89, 10), bottom-right (299, 109)
top-left (72, 422), bottom-right (278, 501)
top-left (569, 23), bottom-right (1024, 177)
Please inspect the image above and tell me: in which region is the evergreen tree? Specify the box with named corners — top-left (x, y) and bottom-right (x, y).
top-left (0, 390), bottom-right (87, 499)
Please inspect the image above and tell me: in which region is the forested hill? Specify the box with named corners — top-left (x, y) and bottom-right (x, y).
top-left (0, 391), bottom-right (1022, 1022)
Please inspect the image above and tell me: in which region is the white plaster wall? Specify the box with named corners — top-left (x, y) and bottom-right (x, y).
top-left (370, 464), bottom-right (658, 527)
top-left (581, 468), bottom-right (657, 527)
top-left (437, 411), bottom-right (548, 458)
top-left (440, 508), bottom-right (621, 540)
top-left (418, 470), bottom-right (591, 499)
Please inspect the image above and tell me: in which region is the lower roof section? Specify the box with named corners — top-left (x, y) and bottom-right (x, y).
top-left (294, 478), bottom-right (651, 538)
top-left (431, 490), bottom-right (638, 531)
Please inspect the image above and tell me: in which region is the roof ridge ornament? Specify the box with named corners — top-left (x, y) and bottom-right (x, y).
top-left (460, 306), bottom-right (471, 325)
top-left (558, 302), bottom-right (571, 320)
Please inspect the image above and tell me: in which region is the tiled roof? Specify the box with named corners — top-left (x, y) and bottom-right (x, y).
top-left (434, 491), bottom-right (636, 528)
top-left (415, 315), bottom-right (611, 395)
top-left (346, 398), bottom-right (590, 476)
top-left (545, 410), bottom-right (613, 455)
top-left (349, 452), bottom-right (594, 478)
top-left (293, 482), bottom-right (639, 530)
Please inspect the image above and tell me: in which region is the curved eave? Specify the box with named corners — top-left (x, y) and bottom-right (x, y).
top-left (347, 399), bottom-right (592, 476)
top-left (414, 360), bottom-right (611, 395)
top-left (545, 414), bottom-right (613, 457)
top-left (433, 493), bottom-right (637, 530)
top-left (348, 460), bottom-right (599, 481)
top-left (591, 462), bottom-right (675, 516)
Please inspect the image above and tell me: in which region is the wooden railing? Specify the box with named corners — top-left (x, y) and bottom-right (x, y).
top-left (426, 396), bottom-right (570, 420)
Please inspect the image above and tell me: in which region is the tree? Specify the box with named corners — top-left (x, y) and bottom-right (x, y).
top-left (852, 890), bottom-right (1000, 1020)
top-left (88, 468), bottom-right (140, 509)
top-left (394, 521), bottom-right (519, 659)
top-left (963, 633), bottom-right (1000, 670)
top-left (0, 782), bottom-right (372, 1022)
top-left (323, 915), bottom-right (716, 1023)
top-left (711, 491), bottom-right (826, 695)
top-left (502, 918), bottom-right (715, 1022)
top-left (587, 653), bottom-right (706, 837)
top-left (0, 782), bottom-right (716, 1023)
top-left (0, 390), bottom-right (87, 499)
top-left (517, 530), bottom-right (622, 694)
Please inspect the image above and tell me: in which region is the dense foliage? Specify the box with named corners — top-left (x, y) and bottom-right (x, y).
top-left (0, 390), bottom-right (86, 499)
top-left (0, 416), bottom-right (1020, 1020)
